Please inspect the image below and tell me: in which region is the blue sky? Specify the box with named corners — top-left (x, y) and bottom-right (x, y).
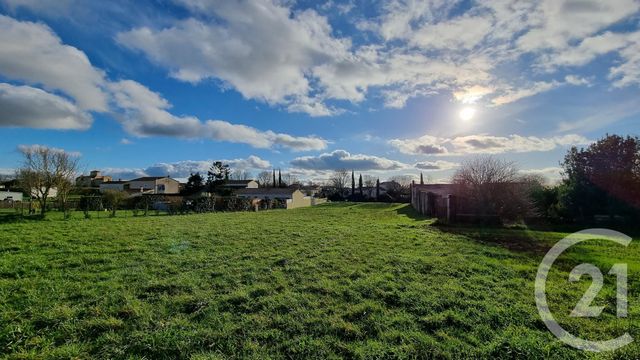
top-left (0, 0), bottom-right (639, 182)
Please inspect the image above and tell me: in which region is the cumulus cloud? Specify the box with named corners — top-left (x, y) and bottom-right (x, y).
top-left (117, 0), bottom-right (351, 115)
top-left (389, 135), bottom-right (449, 155)
top-left (103, 155), bottom-right (272, 180)
top-left (414, 160), bottom-right (459, 171)
top-left (0, 83), bottom-right (92, 129)
top-left (108, 80), bottom-right (327, 151)
top-left (391, 134), bottom-right (590, 155)
top-left (290, 150), bottom-right (408, 171)
top-left (0, 15), bottom-right (108, 111)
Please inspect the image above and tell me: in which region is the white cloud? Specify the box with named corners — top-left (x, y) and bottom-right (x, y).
top-left (409, 15), bottom-right (493, 50)
top-left (0, 83), bottom-right (92, 130)
top-left (491, 81), bottom-right (560, 106)
top-left (390, 134), bottom-right (590, 155)
top-left (120, 138), bottom-right (133, 145)
top-left (520, 167), bottom-right (563, 183)
top-left (414, 160), bottom-right (459, 171)
top-left (0, 15), bottom-right (108, 111)
top-left (103, 155), bottom-right (272, 180)
top-left (389, 135), bottom-right (449, 155)
top-left (108, 80), bottom-right (327, 151)
top-left (516, 0), bottom-right (639, 51)
top-left (290, 149), bottom-right (408, 170)
top-left (609, 38), bottom-right (640, 87)
top-left (117, 1), bottom-right (351, 114)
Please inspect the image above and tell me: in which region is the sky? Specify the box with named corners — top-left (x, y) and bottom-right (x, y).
top-left (0, 0), bottom-right (639, 183)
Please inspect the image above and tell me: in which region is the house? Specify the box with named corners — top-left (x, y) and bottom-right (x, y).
top-left (235, 188), bottom-right (326, 209)
top-left (76, 170), bottom-right (112, 188)
top-left (128, 176), bottom-right (180, 194)
top-left (99, 180), bottom-right (129, 192)
top-left (1, 190), bottom-right (23, 202)
top-left (221, 180), bottom-right (259, 190)
top-left (289, 184), bottom-right (321, 196)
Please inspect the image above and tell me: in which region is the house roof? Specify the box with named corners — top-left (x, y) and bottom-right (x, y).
top-left (225, 180), bottom-right (256, 184)
top-left (102, 181), bottom-right (128, 184)
top-left (235, 188), bottom-right (298, 196)
top-left (130, 176), bottom-right (172, 182)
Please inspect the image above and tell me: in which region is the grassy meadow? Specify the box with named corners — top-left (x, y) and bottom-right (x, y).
top-left (1, 203), bottom-right (639, 359)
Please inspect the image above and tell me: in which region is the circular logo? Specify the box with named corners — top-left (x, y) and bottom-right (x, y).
top-left (535, 228), bottom-right (633, 352)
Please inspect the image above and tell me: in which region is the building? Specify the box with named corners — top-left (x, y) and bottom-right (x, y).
top-left (99, 181), bottom-right (129, 192)
top-left (222, 180), bottom-right (259, 190)
top-left (411, 183), bottom-right (456, 217)
top-left (76, 170), bottom-right (112, 188)
top-left (235, 188), bottom-right (326, 209)
top-left (1, 190), bottom-right (23, 202)
top-left (128, 176), bottom-right (180, 194)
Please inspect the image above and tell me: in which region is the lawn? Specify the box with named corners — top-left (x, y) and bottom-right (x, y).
top-left (0, 203), bottom-right (638, 359)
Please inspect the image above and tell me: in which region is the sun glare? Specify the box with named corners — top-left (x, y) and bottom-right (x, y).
top-left (459, 107), bottom-right (476, 121)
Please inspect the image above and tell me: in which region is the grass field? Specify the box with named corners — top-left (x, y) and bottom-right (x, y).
top-left (1, 203), bottom-right (639, 359)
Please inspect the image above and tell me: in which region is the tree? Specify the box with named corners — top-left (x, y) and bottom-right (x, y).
top-left (330, 169), bottom-right (350, 196)
top-left (257, 171), bottom-right (272, 187)
top-left (420, 172), bottom-right (424, 185)
top-left (17, 145), bottom-right (79, 217)
top-left (278, 169), bottom-right (283, 187)
top-left (453, 156), bottom-right (535, 221)
top-left (102, 190), bottom-right (128, 217)
top-left (185, 172), bottom-right (204, 194)
top-left (560, 134), bottom-right (640, 223)
top-left (351, 170), bottom-right (355, 196)
top-left (272, 169), bottom-right (276, 188)
top-left (376, 178), bottom-right (380, 200)
top-left (282, 173), bottom-right (300, 187)
top-left (358, 174), bottom-right (363, 196)
top-left (230, 169), bottom-right (252, 180)
top-left (207, 161), bottom-right (230, 191)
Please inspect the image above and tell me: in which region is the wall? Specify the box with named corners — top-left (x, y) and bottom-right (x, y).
top-left (0, 191), bottom-right (23, 201)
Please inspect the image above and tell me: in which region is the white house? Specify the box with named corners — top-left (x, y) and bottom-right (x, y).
top-left (0, 190), bottom-right (23, 201)
top-left (235, 188), bottom-right (326, 209)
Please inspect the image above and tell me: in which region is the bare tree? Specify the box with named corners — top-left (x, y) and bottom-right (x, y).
top-left (363, 175), bottom-right (376, 188)
top-left (256, 171), bottom-right (272, 187)
top-left (230, 169), bottom-right (252, 180)
top-left (18, 145), bottom-right (79, 217)
top-left (452, 156), bottom-right (535, 221)
top-left (330, 169), bottom-right (350, 195)
top-left (282, 173), bottom-right (301, 187)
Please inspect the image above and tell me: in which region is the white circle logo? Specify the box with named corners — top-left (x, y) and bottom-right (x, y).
top-left (535, 228), bottom-right (633, 352)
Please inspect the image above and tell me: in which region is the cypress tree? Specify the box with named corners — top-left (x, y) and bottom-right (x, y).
top-left (351, 170), bottom-right (355, 196)
top-left (358, 174), bottom-right (363, 196)
top-left (376, 178), bottom-right (380, 200)
top-left (272, 169), bottom-right (276, 188)
top-left (420, 172), bottom-right (424, 185)
top-left (278, 169), bottom-right (282, 188)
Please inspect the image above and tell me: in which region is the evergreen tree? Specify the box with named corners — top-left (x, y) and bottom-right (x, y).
top-left (351, 170), bottom-right (355, 196)
top-left (358, 174), bottom-right (363, 196)
top-left (376, 178), bottom-right (380, 200)
top-left (420, 172), bottom-right (424, 185)
top-left (278, 169), bottom-right (283, 188)
top-left (272, 169), bottom-right (276, 188)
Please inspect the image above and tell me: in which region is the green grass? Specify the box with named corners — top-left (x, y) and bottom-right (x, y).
top-left (1, 203), bottom-right (639, 359)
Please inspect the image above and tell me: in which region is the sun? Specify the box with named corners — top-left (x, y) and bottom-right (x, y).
top-left (459, 107), bottom-right (476, 121)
